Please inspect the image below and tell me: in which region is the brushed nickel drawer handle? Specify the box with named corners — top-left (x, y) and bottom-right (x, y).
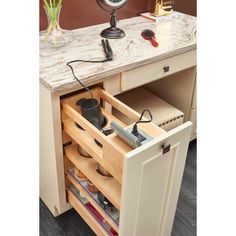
top-left (163, 66), bottom-right (170, 73)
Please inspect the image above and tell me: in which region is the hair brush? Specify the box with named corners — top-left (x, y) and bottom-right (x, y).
top-left (141, 29), bottom-right (159, 47)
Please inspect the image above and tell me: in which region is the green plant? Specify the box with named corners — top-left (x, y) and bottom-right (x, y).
top-left (43, 0), bottom-right (63, 22)
top-left (43, 0), bottom-right (63, 43)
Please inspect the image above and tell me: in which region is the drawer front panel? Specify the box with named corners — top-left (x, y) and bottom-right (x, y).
top-left (120, 50), bottom-right (196, 92)
top-left (119, 122), bottom-right (193, 236)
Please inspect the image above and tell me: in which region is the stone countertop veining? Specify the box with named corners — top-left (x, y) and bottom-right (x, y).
top-left (40, 12), bottom-right (197, 92)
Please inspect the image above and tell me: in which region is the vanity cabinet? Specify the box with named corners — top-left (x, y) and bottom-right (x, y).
top-left (40, 12), bottom-right (196, 236)
top-left (40, 83), bottom-right (193, 236)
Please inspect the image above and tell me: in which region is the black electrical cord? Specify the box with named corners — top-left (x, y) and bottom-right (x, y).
top-left (66, 39), bottom-right (113, 130)
top-left (66, 39), bottom-right (113, 98)
top-left (66, 59), bottom-right (109, 99)
top-left (131, 109), bottom-right (153, 136)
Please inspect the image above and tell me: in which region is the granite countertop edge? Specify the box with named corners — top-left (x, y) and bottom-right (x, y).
top-left (40, 44), bottom-right (196, 93)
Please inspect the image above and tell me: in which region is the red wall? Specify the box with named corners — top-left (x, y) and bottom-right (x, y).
top-left (174, 0), bottom-right (196, 17)
top-left (40, 0), bottom-right (196, 31)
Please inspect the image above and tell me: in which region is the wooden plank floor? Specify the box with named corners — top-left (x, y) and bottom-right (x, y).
top-left (40, 140), bottom-right (196, 236)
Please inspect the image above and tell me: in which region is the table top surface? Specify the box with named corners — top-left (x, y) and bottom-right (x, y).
top-left (40, 12), bottom-right (197, 93)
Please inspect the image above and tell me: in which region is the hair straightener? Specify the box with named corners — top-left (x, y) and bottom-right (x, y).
top-left (101, 39), bottom-right (113, 61)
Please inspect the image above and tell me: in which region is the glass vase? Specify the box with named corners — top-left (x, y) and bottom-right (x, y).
top-left (40, 6), bottom-right (73, 48)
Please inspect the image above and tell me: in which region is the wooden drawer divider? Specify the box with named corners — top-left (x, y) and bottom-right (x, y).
top-left (67, 189), bottom-right (110, 236)
top-left (63, 118), bottom-right (104, 161)
top-left (64, 144), bottom-right (121, 210)
top-left (66, 174), bottom-right (119, 232)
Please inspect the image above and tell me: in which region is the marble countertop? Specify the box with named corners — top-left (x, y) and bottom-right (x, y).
top-left (40, 12), bottom-right (197, 92)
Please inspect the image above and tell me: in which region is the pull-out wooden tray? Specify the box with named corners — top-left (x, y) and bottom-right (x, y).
top-left (61, 87), bottom-right (165, 184)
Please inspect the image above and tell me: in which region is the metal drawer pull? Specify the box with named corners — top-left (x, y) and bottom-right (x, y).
top-left (163, 66), bottom-right (170, 72)
top-left (161, 144), bottom-right (171, 154)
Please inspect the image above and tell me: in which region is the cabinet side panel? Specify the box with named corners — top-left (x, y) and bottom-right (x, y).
top-left (40, 84), bottom-right (59, 216)
top-left (160, 128), bottom-right (192, 236)
top-left (40, 84), bottom-right (69, 216)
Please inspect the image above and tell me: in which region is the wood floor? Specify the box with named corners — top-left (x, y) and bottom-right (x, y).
top-left (40, 140), bottom-right (196, 236)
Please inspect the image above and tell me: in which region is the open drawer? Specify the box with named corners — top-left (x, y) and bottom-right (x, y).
top-left (61, 87), bottom-right (193, 236)
top-left (61, 87), bottom-right (166, 184)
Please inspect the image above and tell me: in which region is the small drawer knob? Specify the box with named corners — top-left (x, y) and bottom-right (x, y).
top-left (163, 66), bottom-right (170, 73)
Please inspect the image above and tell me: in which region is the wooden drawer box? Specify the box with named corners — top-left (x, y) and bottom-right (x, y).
top-left (120, 50), bottom-right (196, 92)
top-left (61, 87), bottom-right (192, 236)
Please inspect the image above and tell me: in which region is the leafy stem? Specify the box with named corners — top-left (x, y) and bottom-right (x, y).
top-left (43, 0), bottom-right (63, 22)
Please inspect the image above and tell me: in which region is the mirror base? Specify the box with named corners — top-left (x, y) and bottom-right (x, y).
top-left (100, 27), bottom-right (125, 39)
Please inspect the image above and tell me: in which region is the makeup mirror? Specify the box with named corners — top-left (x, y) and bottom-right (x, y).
top-left (97, 0), bottom-right (128, 39)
